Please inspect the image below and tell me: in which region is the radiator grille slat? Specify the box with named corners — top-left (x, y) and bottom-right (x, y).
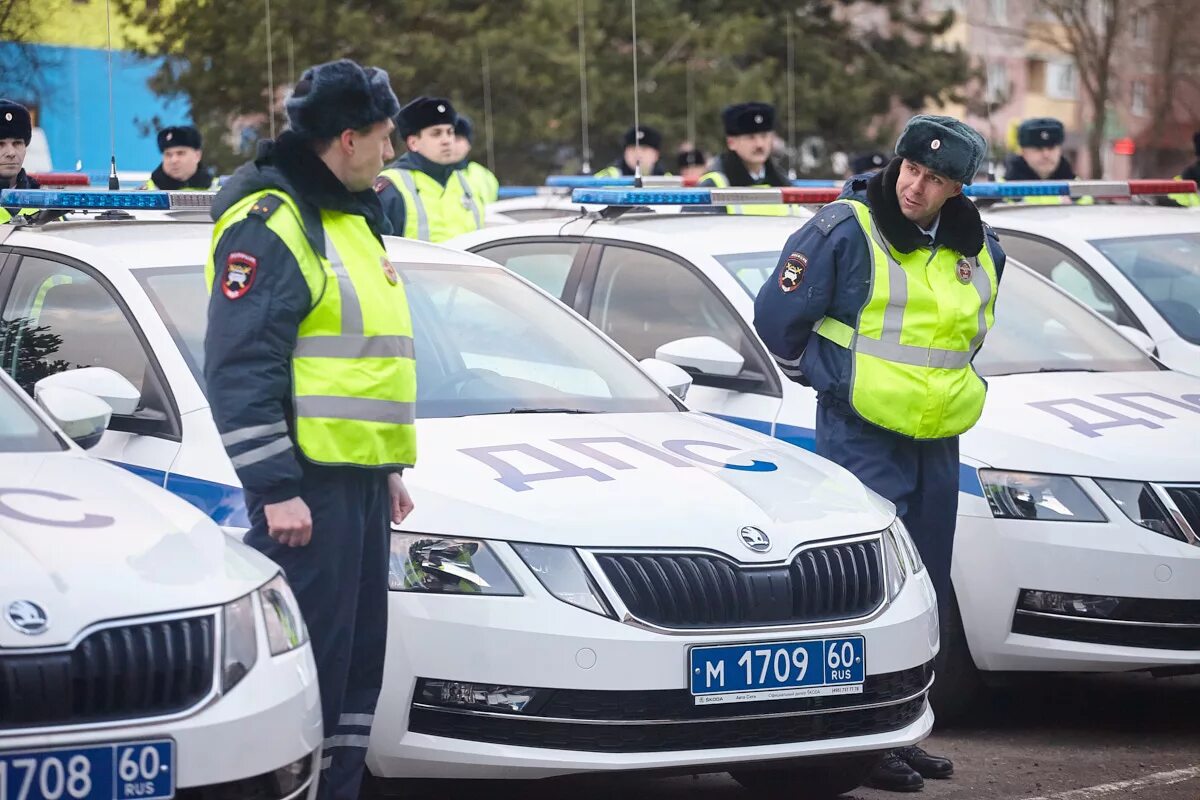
top-left (596, 539), bottom-right (885, 629)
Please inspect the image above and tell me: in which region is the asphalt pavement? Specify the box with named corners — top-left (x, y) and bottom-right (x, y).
top-left (373, 671), bottom-right (1200, 800)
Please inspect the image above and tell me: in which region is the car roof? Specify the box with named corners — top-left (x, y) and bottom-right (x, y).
top-left (983, 204), bottom-right (1200, 240)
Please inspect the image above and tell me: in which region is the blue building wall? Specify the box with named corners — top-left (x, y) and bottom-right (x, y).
top-left (0, 42), bottom-right (189, 173)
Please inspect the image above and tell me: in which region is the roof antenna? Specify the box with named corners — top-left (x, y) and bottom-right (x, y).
top-left (786, 11), bottom-right (797, 181)
top-left (105, 0), bottom-right (118, 189)
top-left (482, 44), bottom-right (496, 172)
top-left (630, 0), bottom-right (642, 188)
top-left (265, 0), bottom-right (277, 140)
top-left (577, 0), bottom-right (592, 174)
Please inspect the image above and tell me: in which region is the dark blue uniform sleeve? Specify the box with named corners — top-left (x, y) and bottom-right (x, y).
top-left (984, 224), bottom-right (1006, 284)
top-left (753, 204), bottom-right (856, 382)
top-left (374, 176), bottom-right (406, 237)
top-left (203, 217), bottom-right (313, 504)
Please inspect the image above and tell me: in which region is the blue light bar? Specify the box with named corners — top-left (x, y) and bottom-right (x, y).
top-left (792, 179), bottom-right (841, 187)
top-left (964, 181), bottom-right (1069, 198)
top-left (0, 189), bottom-right (171, 210)
top-left (547, 175), bottom-right (637, 187)
top-left (572, 188), bottom-right (713, 205)
top-left (498, 186), bottom-right (539, 199)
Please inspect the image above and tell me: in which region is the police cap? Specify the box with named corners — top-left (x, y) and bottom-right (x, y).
top-left (285, 59), bottom-right (401, 141)
top-left (722, 102), bottom-right (775, 136)
top-left (623, 125), bottom-right (662, 150)
top-left (0, 100), bottom-right (32, 144)
top-left (398, 97), bottom-right (457, 138)
top-left (895, 114), bottom-right (986, 185)
top-left (157, 125), bottom-right (202, 152)
top-left (1017, 117), bottom-right (1065, 148)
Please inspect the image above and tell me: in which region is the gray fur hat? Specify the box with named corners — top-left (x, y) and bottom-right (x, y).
top-left (895, 114), bottom-right (987, 185)
top-left (285, 59), bottom-right (400, 141)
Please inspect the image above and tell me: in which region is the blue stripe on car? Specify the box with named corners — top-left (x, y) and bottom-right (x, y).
top-left (109, 461), bottom-right (250, 527)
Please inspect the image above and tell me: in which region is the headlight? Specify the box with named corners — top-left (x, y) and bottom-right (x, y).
top-left (883, 528), bottom-right (907, 602)
top-left (1096, 480), bottom-right (1189, 542)
top-left (513, 543), bottom-right (613, 617)
top-left (259, 573), bottom-right (308, 655)
top-left (890, 518), bottom-right (924, 574)
top-left (979, 470), bottom-right (1106, 522)
top-left (389, 533), bottom-right (521, 595)
top-left (221, 593), bottom-right (258, 692)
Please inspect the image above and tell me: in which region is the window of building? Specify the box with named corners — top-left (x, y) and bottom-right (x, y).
top-left (986, 61), bottom-right (1009, 104)
top-left (1132, 10), bottom-right (1150, 44)
top-left (1132, 80), bottom-right (1148, 116)
top-left (988, 0), bottom-right (1008, 23)
top-left (1046, 61), bottom-right (1078, 101)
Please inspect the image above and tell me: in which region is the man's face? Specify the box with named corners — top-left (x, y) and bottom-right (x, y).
top-left (680, 164), bottom-right (706, 181)
top-left (161, 146), bottom-right (203, 181)
top-left (451, 134), bottom-right (471, 163)
top-left (894, 158), bottom-right (962, 225)
top-left (726, 131), bottom-right (774, 171)
top-left (343, 118), bottom-right (395, 192)
top-left (1020, 144), bottom-right (1063, 179)
top-left (623, 145), bottom-right (660, 173)
top-left (0, 138), bottom-right (28, 183)
top-left (407, 124), bottom-right (456, 165)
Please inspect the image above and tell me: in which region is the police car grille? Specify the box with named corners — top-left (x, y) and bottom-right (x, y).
top-left (0, 615), bottom-right (215, 729)
top-left (1165, 486), bottom-right (1200, 538)
top-left (594, 539), bottom-right (885, 629)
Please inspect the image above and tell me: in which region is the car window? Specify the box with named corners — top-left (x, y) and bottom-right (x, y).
top-left (997, 234), bottom-right (1135, 327)
top-left (473, 241), bottom-right (580, 298)
top-left (714, 251), bottom-right (779, 297)
top-left (975, 266), bottom-right (1156, 376)
top-left (0, 256), bottom-right (150, 396)
top-left (139, 267), bottom-right (208, 385)
top-left (588, 245), bottom-right (774, 384)
top-left (1090, 233), bottom-right (1200, 345)
top-left (0, 378), bottom-right (64, 452)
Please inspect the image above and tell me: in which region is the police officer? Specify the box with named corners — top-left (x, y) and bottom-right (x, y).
top-left (594, 125), bottom-right (666, 178)
top-left (203, 59), bottom-right (415, 800)
top-left (0, 100), bottom-right (40, 224)
top-left (700, 102), bottom-right (794, 215)
top-left (847, 150), bottom-right (890, 178)
top-left (376, 96), bottom-right (483, 242)
top-left (754, 115), bottom-right (1005, 793)
top-left (1168, 131), bottom-right (1200, 207)
top-left (676, 146), bottom-right (707, 182)
top-left (1003, 117), bottom-right (1078, 181)
top-left (143, 125), bottom-right (220, 190)
top-left (452, 114), bottom-right (499, 206)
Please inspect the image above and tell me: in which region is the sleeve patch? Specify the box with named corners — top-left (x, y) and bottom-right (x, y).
top-left (222, 252), bottom-right (258, 299)
top-left (812, 202), bottom-right (855, 237)
top-left (779, 253), bottom-right (807, 292)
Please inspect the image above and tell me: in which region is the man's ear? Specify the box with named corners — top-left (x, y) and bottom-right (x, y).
top-left (951, 181), bottom-right (964, 198)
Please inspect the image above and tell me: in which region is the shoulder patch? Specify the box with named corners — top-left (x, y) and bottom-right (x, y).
top-left (374, 175), bottom-right (392, 194)
top-left (811, 202), bottom-right (855, 237)
top-left (247, 193), bottom-right (284, 221)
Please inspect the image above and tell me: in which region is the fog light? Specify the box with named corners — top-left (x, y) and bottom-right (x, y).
top-left (1019, 589), bottom-right (1121, 619)
top-left (416, 679), bottom-right (540, 712)
top-left (270, 753), bottom-right (313, 796)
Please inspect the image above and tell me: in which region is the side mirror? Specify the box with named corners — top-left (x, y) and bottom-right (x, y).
top-left (638, 358), bottom-right (694, 401)
top-left (34, 386), bottom-right (112, 449)
top-left (655, 336), bottom-right (745, 378)
top-left (1116, 325), bottom-right (1158, 357)
top-left (33, 367), bottom-right (140, 415)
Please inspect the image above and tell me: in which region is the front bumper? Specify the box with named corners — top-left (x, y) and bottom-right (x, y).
top-left (370, 551), bottom-right (937, 780)
top-left (954, 512), bottom-right (1200, 672)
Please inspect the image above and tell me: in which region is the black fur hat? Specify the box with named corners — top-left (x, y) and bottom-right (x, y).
top-left (285, 59), bottom-right (401, 141)
top-left (157, 125), bottom-right (202, 152)
top-left (0, 100), bottom-right (32, 144)
top-left (895, 114), bottom-right (987, 185)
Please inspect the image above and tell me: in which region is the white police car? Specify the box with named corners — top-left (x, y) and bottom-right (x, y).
top-left (981, 199), bottom-right (1200, 375)
top-left (451, 182), bottom-right (1200, 720)
top-left (0, 365), bottom-right (320, 799)
top-left (0, 189), bottom-right (937, 797)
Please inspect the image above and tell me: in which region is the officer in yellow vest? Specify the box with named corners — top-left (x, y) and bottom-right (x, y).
top-left (1168, 131), bottom-right (1200, 207)
top-left (1001, 117), bottom-right (1092, 204)
top-left (0, 100), bottom-right (41, 224)
top-left (676, 146), bottom-right (707, 182)
top-left (754, 115), bottom-right (1004, 793)
top-left (699, 102), bottom-right (796, 215)
top-left (594, 125), bottom-right (667, 178)
top-left (451, 114), bottom-right (499, 206)
top-left (375, 96), bottom-right (483, 241)
top-left (142, 125), bottom-right (220, 190)
top-left (203, 59), bottom-right (415, 800)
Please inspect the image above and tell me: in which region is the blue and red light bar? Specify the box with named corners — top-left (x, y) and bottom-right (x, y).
top-left (0, 189), bottom-right (215, 211)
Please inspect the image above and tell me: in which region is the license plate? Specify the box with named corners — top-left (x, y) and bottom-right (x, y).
top-left (689, 636), bottom-right (865, 705)
top-left (0, 740), bottom-right (174, 800)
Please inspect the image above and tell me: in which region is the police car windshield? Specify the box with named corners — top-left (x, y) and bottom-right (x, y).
top-left (715, 251), bottom-right (778, 297)
top-left (0, 379), bottom-right (64, 452)
top-left (137, 264), bottom-right (678, 418)
top-left (1089, 233), bottom-right (1200, 345)
top-left (975, 265), bottom-right (1156, 376)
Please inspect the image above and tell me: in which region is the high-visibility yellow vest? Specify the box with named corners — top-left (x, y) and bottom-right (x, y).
top-left (0, 207), bottom-right (38, 224)
top-left (593, 165), bottom-right (623, 179)
top-left (463, 161), bottom-right (499, 206)
top-left (377, 167), bottom-right (482, 242)
top-left (1169, 174), bottom-right (1200, 207)
top-left (814, 200), bottom-right (998, 440)
top-left (699, 170), bottom-right (800, 216)
top-left (206, 190), bottom-right (417, 468)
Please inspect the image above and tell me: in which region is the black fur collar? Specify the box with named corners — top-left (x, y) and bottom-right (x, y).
top-left (1003, 153), bottom-right (1076, 181)
top-left (866, 158), bottom-right (984, 256)
top-left (714, 150), bottom-right (790, 187)
top-left (150, 162), bottom-right (215, 190)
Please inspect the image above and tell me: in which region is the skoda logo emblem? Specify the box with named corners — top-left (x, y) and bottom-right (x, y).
top-left (6, 600), bottom-right (49, 635)
top-left (739, 526), bottom-right (771, 553)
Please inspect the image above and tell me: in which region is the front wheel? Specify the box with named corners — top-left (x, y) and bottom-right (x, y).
top-left (730, 752), bottom-right (885, 799)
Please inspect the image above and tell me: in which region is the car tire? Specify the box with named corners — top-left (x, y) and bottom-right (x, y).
top-left (927, 585), bottom-right (987, 727)
top-left (729, 752), bottom-right (884, 799)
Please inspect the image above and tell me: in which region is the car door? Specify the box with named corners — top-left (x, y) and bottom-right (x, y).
top-left (0, 250), bottom-right (182, 484)
top-left (470, 238), bottom-right (590, 304)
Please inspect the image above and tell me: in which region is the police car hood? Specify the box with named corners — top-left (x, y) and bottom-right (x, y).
top-left (406, 411), bottom-right (894, 557)
top-left (0, 453), bottom-right (278, 648)
top-left (965, 370), bottom-right (1200, 481)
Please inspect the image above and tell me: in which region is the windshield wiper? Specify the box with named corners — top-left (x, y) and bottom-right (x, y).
top-left (991, 367), bottom-right (1104, 376)
top-left (506, 407), bottom-right (597, 414)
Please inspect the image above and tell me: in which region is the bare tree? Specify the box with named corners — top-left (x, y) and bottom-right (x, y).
top-left (1142, 0), bottom-right (1200, 175)
top-left (1032, 0), bottom-right (1127, 178)
top-left (0, 0), bottom-right (54, 100)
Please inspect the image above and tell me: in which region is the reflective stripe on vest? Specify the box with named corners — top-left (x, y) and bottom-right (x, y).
top-left (700, 171), bottom-right (799, 216)
top-left (397, 170), bottom-right (430, 240)
top-left (382, 168), bottom-right (482, 242)
top-left (813, 200), bottom-right (998, 439)
top-left (456, 170), bottom-right (483, 229)
top-left (206, 190), bottom-right (417, 468)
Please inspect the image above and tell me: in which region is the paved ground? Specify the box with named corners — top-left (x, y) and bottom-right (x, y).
top-left (372, 671), bottom-right (1200, 799)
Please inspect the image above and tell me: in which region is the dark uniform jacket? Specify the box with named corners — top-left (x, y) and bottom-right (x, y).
top-left (147, 162), bottom-right (218, 190)
top-left (1003, 153), bottom-right (1077, 180)
top-left (2, 169), bottom-right (40, 218)
top-left (204, 132), bottom-right (389, 503)
top-left (752, 158), bottom-right (1006, 404)
top-left (699, 151), bottom-right (791, 187)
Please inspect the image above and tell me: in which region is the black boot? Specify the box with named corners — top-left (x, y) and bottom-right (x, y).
top-left (864, 751), bottom-right (925, 792)
top-left (896, 745), bottom-right (955, 779)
